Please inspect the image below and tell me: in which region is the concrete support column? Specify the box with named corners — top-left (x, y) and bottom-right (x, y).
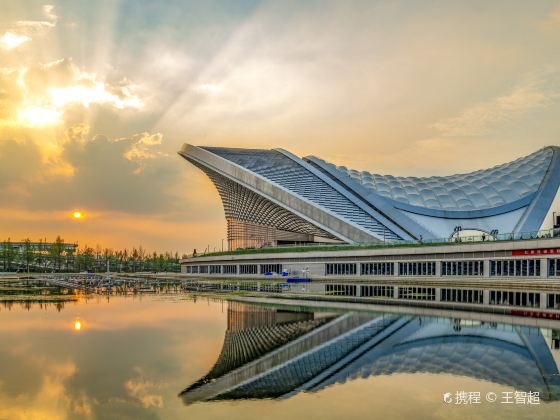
top-left (356, 285), bottom-right (361, 297)
top-left (541, 258), bottom-right (548, 278)
top-left (483, 289), bottom-right (490, 305)
top-left (435, 261), bottom-right (442, 278)
top-left (393, 262), bottom-right (399, 276)
top-left (483, 260), bottom-right (490, 278)
top-left (434, 287), bottom-right (441, 302)
top-left (540, 292), bottom-right (547, 309)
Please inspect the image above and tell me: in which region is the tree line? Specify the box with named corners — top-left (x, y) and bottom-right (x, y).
top-left (1, 236), bottom-right (185, 273)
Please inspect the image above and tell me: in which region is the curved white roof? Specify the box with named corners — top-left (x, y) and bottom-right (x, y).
top-left (318, 147), bottom-right (553, 212)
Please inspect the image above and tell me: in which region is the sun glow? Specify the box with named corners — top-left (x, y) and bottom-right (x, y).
top-left (49, 83), bottom-right (143, 109)
top-left (0, 31), bottom-right (31, 50)
top-left (72, 211), bottom-right (83, 219)
top-left (74, 320), bottom-right (82, 331)
top-left (17, 106), bottom-right (61, 127)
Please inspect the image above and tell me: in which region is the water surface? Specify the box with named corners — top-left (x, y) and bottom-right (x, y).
top-left (1, 287), bottom-right (559, 419)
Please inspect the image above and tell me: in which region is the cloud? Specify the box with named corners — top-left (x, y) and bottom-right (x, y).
top-left (0, 355), bottom-right (94, 420)
top-left (542, 6), bottom-right (560, 30)
top-left (0, 126), bottom-right (180, 214)
top-left (0, 58), bottom-right (143, 129)
top-left (0, 32), bottom-right (31, 50)
top-left (0, 4), bottom-right (57, 50)
top-left (0, 68), bottom-right (23, 119)
top-left (124, 367), bottom-right (163, 408)
top-left (124, 132), bottom-right (164, 165)
top-left (0, 138), bottom-right (43, 196)
top-left (431, 75), bottom-right (558, 137)
top-left (42, 5), bottom-right (57, 22)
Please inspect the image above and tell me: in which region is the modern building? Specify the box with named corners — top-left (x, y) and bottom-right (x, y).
top-left (0, 241), bottom-right (78, 253)
top-left (179, 144), bottom-right (560, 251)
top-left (181, 302), bottom-right (560, 404)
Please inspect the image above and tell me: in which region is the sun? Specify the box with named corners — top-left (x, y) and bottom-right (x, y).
top-left (74, 320), bottom-right (82, 331)
top-left (72, 211), bottom-right (83, 219)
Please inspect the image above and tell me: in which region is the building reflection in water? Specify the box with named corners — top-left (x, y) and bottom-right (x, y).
top-left (181, 301), bottom-right (560, 404)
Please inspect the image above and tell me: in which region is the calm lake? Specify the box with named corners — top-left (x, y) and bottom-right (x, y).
top-left (1, 286), bottom-right (560, 419)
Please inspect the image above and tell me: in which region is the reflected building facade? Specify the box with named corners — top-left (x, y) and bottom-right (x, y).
top-left (181, 302), bottom-right (560, 404)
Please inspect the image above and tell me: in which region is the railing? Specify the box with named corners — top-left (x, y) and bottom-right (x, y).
top-left (187, 227), bottom-right (560, 258)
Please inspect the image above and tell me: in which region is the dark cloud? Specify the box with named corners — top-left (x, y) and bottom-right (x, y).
top-left (0, 138), bottom-right (42, 191)
top-left (51, 133), bottom-right (180, 213)
top-left (0, 128), bottom-right (183, 214)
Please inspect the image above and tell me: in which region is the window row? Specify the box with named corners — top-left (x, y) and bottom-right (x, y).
top-left (489, 290), bottom-right (540, 308)
top-left (549, 259), bottom-right (560, 277)
top-left (441, 261), bottom-right (483, 276)
top-left (239, 282), bottom-right (259, 291)
top-left (239, 264), bottom-right (258, 275)
top-left (325, 284), bottom-right (357, 296)
top-left (185, 258), bottom-right (553, 277)
top-left (547, 293), bottom-right (560, 309)
top-left (361, 262), bottom-right (394, 276)
top-left (223, 265), bottom-right (237, 274)
top-left (490, 259), bottom-right (541, 277)
top-left (185, 265), bottom-right (237, 274)
top-left (398, 286), bottom-right (436, 301)
top-left (325, 263), bottom-right (357, 276)
top-left (260, 264), bottom-right (283, 274)
top-left (398, 262), bottom-right (436, 276)
top-left (440, 288), bottom-right (483, 304)
top-left (260, 283), bottom-right (283, 293)
top-left (361, 285), bottom-right (394, 298)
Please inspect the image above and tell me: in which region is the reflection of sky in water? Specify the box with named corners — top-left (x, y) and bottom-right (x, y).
top-left (1, 296), bottom-right (560, 419)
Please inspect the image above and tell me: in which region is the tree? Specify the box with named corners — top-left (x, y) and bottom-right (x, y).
top-left (151, 251), bottom-right (158, 272)
top-left (80, 246), bottom-right (95, 272)
top-left (49, 236), bottom-right (65, 272)
top-left (35, 238), bottom-right (44, 272)
top-left (103, 248), bottom-right (113, 272)
top-left (138, 246), bottom-right (146, 272)
top-left (131, 247), bottom-right (139, 272)
top-left (22, 238), bottom-right (33, 273)
top-left (2, 238), bottom-right (16, 272)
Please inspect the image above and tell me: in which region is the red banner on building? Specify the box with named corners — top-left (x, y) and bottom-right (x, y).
top-left (512, 248), bottom-right (560, 256)
top-left (511, 309), bottom-right (560, 319)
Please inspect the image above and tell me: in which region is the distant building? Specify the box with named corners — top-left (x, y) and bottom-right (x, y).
top-left (0, 241), bottom-right (78, 253)
top-left (179, 144), bottom-right (560, 250)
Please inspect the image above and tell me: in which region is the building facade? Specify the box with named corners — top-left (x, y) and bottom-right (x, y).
top-left (179, 144), bottom-right (560, 251)
top-left (180, 236), bottom-right (560, 283)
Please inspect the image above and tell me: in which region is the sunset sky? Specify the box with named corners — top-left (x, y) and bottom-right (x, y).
top-left (1, 0), bottom-right (560, 254)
